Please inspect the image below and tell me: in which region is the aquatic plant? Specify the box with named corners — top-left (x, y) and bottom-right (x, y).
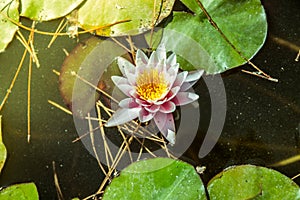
top-left (105, 44), bottom-right (203, 144)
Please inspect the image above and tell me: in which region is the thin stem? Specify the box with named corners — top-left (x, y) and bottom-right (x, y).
top-left (96, 103), bottom-right (113, 169)
top-left (48, 18), bottom-right (67, 48)
top-left (292, 173), bottom-right (300, 180)
top-left (87, 113), bottom-right (107, 176)
top-left (0, 49), bottom-right (27, 111)
top-left (70, 71), bottom-right (119, 104)
top-left (111, 37), bottom-right (131, 53)
top-left (47, 100), bottom-right (72, 115)
top-left (2, 12), bottom-right (130, 36)
top-left (149, 0), bottom-right (164, 48)
top-left (295, 49), bottom-right (300, 62)
top-left (52, 161), bottom-right (65, 200)
top-left (27, 56), bottom-right (32, 143)
top-left (241, 69), bottom-right (278, 82)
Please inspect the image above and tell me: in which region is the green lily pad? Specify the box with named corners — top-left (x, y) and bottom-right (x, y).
top-left (103, 158), bottom-right (206, 200)
top-left (20, 0), bottom-right (84, 21)
top-left (75, 0), bottom-right (175, 36)
top-left (0, 0), bottom-right (19, 53)
top-left (160, 0), bottom-right (267, 74)
top-left (207, 165), bottom-right (300, 199)
top-left (0, 182), bottom-right (39, 199)
top-left (0, 115), bottom-right (6, 173)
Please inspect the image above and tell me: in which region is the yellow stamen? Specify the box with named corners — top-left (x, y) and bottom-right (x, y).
top-left (136, 69), bottom-right (168, 101)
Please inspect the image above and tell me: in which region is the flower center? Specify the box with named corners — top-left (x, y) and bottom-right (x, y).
top-left (136, 69), bottom-right (168, 101)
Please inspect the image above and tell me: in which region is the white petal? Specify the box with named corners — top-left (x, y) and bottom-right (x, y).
top-left (172, 92), bottom-right (199, 106)
top-left (166, 86), bottom-right (180, 101)
top-left (136, 49), bottom-right (148, 68)
top-left (154, 112), bottom-right (176, 144)
top-left (119, 98), bottom-right (139, 108)
top-left (148, 49), bottom-right (159, 67)
top-left (156, 43), bottom-right (166, 62)
top-left (153, 97), bottom-right (168, 105)
top-left (118, 85), bottom-right (135, 97)
top-left (105, 107), bottom-right (141, 127)
top-left (126, 72), bottom-right (137, 86)
top-left (145, 104), bottom-right (160, 113)
top-left (111, 76), bottom-right (133, 96)
top-left (166, 53), bottom-right (177, 68)
top-left (180, 82), bottom-right (193, 92)
top-left (185, 70), bottom-right (204, 82)
top-left (135, 62), bottom-right (147, 75)
top-left (139, 108), bottom-right (155, 123)
top-left (172, 71), bottom-right (188, 88)
top-left (111, 76), bottom-right (129, 85)
top-left (135, 98), bottom-right (151, 106)
top-left (155, 58), bottom-right (166, 72)
top-left (117, 57), bottom-right (136, 77)
top-left (159, 101), bottom-right (176, 113)
top-left (166, 129), bottom-right (176, 145)
top-left (166, 63), bottom-right (179, 86)
top-left (167, 63), bottom-right (179, 76)
top-left (180, 70), bottom-right (204, 91)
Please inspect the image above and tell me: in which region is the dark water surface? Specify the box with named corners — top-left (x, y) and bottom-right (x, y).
top-left (0, 0), bottom-right (299, 199)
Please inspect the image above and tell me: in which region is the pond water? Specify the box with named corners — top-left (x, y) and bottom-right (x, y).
top-left (0, 0), bottom-right (299, 199)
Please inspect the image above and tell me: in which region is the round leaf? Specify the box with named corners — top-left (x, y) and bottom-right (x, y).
top-left (0, 0), bottom-right (19, 53)
top-left (20, 0), bottom-right (84, 21)
top-left (76, 0), bottom-right (175, 36)
top-left (0, 182), bottom-right (39, 199)
top-left (103, 158), bottom-right (206, 200)
top-left (59, 37), bottom-right (124, 117)
top-left (208, 165), bottom-right (300, 199)
top-left (162, 0), bottom-right (267, 74)
top-left (59, 36), bottom-right (102, 117)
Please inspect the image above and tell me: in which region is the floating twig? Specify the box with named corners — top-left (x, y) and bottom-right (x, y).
top-left (52, 69), bottom-right (60, 76)
top-left (269, 154), bottom-right (300, 167)
top-left (87, 113), bottom-right (107, 176)
top-left (272, 36), bottom-right (300, 52)
top-left (0, 48), bottom-right (27, 111)
top-left (27, 56), bottom-right (32, 143)
top-left (292, 173), bottom-right (300, 180)
top-left (48, 18), bottom-right (68, 48)
top-left (48, 100), bottom-right (72, 115)
top-left (52, 161), bottom-right (65, 200)
top-left (241, 69), bottom-right (278, 82)
top-left (295, 49), bottom-right (300, 62)
top-left (111, 37), bottom-right (131, 53)
top-left (70, 71), bottom-right (119, 103)
top-left (2, 12), bottom-right (130, 36)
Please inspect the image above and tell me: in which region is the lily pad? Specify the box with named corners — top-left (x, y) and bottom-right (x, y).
top-left (160, 0), bottom-right (267, 74)
top-left (207, 165), bottom-right (300, 199)
top-left (75, 0), bottom-right (175, 36)
top-left (0, 182), bottom-right (39, 199)
top-left (59, 36), bottom-right (101, 116)
top-left (0, 0), bottom-right (19, 53)
top-left (0, 115), bottom-right (6, 173)
top-left (20, 0), bottom-right (84, 21)
top-left (59, 37), bottom-right (124, 117)
top-left (102, 158), bottom-right (206, 200)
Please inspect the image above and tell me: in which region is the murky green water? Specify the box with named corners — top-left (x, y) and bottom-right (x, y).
top-left (0, 0), bottom-right (299, 199)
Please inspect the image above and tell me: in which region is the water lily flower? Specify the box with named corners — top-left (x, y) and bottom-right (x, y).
top-left (105, 44), bottom-right (204, 145)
